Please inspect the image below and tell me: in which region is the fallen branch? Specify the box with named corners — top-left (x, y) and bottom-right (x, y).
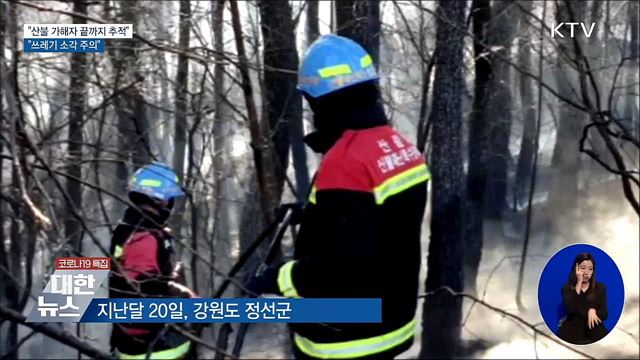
top-left (462, 254), bottom-right (550, 326)
top-left (419, 286), bottom-right (596, 359)
top-left (0, 304), bottom-right (114, 360)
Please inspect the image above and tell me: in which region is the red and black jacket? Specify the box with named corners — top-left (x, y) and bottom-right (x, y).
top-left (277, 124), bottom-right (430, 358)
top-left (109, 208), bottom-right (175, 300)
top-left (108, 209), bottom-right (186, 355)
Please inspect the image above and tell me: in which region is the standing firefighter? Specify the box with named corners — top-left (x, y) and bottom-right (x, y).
top-left (109, 163), bottom-right (196, 359)
top-left (250, 35), bottom-right (430, 359)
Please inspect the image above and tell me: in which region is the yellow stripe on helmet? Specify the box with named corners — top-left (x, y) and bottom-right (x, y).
top-left (139, 179), bottom-right (162, 187)
top-left (360, 54), bottom-right (373, 68)
top-left (318, 64), bottom-right (352, 78)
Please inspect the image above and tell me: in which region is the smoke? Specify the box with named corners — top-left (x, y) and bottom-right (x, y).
top-left (398, 188), bottom-right (639, 359)
top-left (14, 184), bottom-right (638, 359)
top-left (469, 197), bottom-right (639, 359)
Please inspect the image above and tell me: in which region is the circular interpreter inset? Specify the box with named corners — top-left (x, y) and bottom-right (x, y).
top-left (538, 243), bottom-right (624, 345)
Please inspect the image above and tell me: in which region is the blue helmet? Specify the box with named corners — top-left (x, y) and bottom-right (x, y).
top-left (128, 163), bottom-right (184, 202)
top-left (297, 34), bottom-right (379, 98)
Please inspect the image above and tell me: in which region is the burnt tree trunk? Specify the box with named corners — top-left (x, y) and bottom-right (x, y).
top-left (110, 0), bottom-right (152, 193)
top-left (229, 0), bottom-right (278, 223)
top-left (548, 0), bottom-right (585, 242)
top-left (335, 0), bottom-right (380, 65)
top-left (121, 1), bottom-right (152, 168)
top-left (583, 0), bottom-right (609, 180)
top-left (514, 25), bottom-right (536, 209)
top-left (211, 0), bottom-right (231, 290)
top-left (5, 0), bottom-right (22, 355)
top-left (485, 0), bottom-right (520, 219)
top-left (259, 0), bottom-right (308, 200)
top-left (171, 0), bottom-right (191, 251)
top-left (65, 0), bottom-right (88, 254)
top-left (420, 0), bottom-right (467, 358)
top-left (233, 1), bottom-right (272, 289)
top-left (173, 0), bottom-right (190, 178)
top-left (3, 1), bottom-right (35, 355)
top-left (625, 1), bottom-right (639, 144)
top-left (0, 0), bottom-right (7, 311)
top-left (463, 0), bottom-right (491, 294)
top-left (306, 0), bottom-right (320, 45)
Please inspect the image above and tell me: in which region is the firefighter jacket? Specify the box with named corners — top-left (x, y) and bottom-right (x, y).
top-left (278, 123), bottom-right (430, 359)
top-left (109, 208), bottom-right (190, 359)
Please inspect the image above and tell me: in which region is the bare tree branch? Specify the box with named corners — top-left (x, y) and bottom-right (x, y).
top-left (0, 61), bottom-right (52, 229)
top-left (410, 0), bottom-right (590, 113)
top-left (419, 287), bottom-right (596, 359)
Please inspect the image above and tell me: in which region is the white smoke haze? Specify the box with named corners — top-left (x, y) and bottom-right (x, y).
top-left (12, 158), bottom-right (638, 360)
top-left (219, 186), bottom-right (640, 360)
top-left (11, 180), bottom-right (639, 359)
top-left (470, 206), bottom-right (639, 359)
top-left (394, 191), bottom-right (639, 359)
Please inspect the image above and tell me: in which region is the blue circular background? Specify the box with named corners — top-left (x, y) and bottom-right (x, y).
top-left (538, 244), bottom-right (625, 337)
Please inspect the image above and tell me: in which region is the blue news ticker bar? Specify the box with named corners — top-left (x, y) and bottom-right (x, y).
top-left (24, 38), bottom-right (105, 53)
top-left (81, 298), bottom-right (382, 323)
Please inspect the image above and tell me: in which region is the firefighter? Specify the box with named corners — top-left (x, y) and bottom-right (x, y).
top-left (249, 34), bottom-right (430, 359)
top-left (109, 162), bottom-right (195, 360)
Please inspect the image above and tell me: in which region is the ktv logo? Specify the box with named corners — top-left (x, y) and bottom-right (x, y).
top-left (551, 22), bottom-right (596, 38)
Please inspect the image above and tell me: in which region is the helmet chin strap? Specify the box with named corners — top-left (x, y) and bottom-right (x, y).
top-left (147, 201), bottom-right (173, 226)
top-left (131, 192), bottom-right (174, 227)
top-left (156, 207), bottom-right (172, 225)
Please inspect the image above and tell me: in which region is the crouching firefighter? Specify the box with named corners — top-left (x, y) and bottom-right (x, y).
top-left (247, 35), bottom-right (430, 359)
top-left (109, 163), bottom-right (196, 359)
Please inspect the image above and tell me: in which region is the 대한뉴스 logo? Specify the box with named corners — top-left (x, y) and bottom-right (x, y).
top-left (551, 22), bottom-right (596, 38)
top-left (26, 257), bottom-right (110, 322)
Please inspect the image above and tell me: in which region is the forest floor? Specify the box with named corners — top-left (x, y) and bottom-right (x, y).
top-left (234, 179), bottom-right (640, 359)
top-left (14, 180), bottom-right (639, 359)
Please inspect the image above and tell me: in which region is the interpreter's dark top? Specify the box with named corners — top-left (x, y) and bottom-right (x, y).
top-left (558, 281), bottom-right (609, 344)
